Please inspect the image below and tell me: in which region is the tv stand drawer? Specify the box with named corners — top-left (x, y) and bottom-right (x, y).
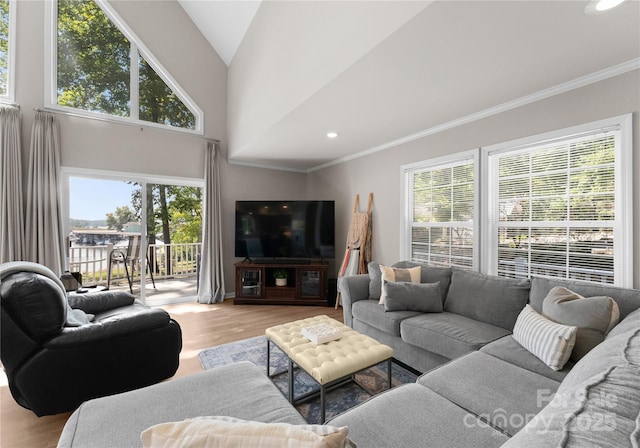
top-left (266, 287), bottom-right (296, 299)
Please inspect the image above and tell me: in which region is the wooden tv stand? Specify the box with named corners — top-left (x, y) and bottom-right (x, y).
top-left (234, 261), bottom-right (328, 305)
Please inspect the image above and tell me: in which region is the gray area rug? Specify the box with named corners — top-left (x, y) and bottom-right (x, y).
top-left (198, 335), bottom-right (418, 424)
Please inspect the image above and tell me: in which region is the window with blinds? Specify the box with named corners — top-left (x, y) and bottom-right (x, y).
top-left (489, 131), bottom-right (620, 284)
top-left (405, 153), bottom-right (476, 270)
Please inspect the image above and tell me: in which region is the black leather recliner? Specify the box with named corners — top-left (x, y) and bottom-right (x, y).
top-left (0, 261), bottom-right (182, 416)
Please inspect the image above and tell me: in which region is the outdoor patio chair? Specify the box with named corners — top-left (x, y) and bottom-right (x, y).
top-left (106, 234), bottom-right (156, 293)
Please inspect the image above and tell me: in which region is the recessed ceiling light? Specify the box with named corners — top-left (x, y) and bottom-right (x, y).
top-left (326, 131), bottom-right (339, 139)
top-left (585, 0), bottom-right (626, 14)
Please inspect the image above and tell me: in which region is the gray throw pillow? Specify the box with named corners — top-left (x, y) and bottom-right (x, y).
top-left (384, 281), bottom-right (443, 313)
top-left (542, 286), bottom-right (619, 361)
top-left (368, 261), bottom-right (382, 300)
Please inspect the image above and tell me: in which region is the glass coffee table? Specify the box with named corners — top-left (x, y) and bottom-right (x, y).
top-left (265, 315), bottom-right (393, 423)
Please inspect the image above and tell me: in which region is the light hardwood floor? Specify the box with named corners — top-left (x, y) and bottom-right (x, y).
top-left (0, 300), bottom-right (343, 448)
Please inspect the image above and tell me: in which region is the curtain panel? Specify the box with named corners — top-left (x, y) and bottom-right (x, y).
top-left (197, 140), bottom-right (225, 303)
top-left (25, 111), bottom-right (65, 275)
top-left (0, 105), bottom-right (24, 263)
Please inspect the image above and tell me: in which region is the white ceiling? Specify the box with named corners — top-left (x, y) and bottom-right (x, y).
top-left (178, 0), bottom-right (640, 172)
top-left (177, 0), bottom-right (262, 66)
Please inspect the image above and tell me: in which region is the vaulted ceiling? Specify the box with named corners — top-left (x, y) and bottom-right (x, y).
top-left (179, 0), bottom-right (640, 172)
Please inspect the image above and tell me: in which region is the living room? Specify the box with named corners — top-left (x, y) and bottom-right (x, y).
top-left (1, 0), bottom-right (639, 447)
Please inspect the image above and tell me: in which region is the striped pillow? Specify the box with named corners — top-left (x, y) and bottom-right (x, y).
top-left (378, 265), bottom-right (421, 305)
top-left (513, 305), bottom-right (577, 371)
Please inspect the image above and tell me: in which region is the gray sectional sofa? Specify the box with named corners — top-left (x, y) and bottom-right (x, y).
top-left (57, 262), bottom-right (640, 447)
top-left (329, 261), bottom-right (640, 447)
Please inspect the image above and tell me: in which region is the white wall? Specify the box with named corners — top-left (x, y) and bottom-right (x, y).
top-left (309, 70), bottom-right (640, 289)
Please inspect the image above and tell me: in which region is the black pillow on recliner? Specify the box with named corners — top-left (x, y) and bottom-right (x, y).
top-left (0, 272), bottom-right (67, 341)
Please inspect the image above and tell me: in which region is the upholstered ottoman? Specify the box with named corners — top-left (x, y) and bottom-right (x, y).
top-left (266, 315), bottom-right (394, 422)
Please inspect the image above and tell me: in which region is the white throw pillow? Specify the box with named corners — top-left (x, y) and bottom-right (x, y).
top-left (141, 416), bottom-right (355, 448)
top-left (513, 305), bottom-right (577, 371)
top-left (378, 265), bottom-right (421, 305)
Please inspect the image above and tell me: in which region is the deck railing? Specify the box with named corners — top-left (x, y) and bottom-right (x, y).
top-left (68, 242), bottom-right (202, 286)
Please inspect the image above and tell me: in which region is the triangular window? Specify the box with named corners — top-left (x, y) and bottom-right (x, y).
top-left (50, 0), bottom-right (201, 133)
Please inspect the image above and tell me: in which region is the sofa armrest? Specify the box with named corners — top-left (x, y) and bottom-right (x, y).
top-left (340, 274), bottom-right (370, 327)
top-left (67, 290), bottom-right (135, 314)
top-left (45, 308), bottom-right (172, 347)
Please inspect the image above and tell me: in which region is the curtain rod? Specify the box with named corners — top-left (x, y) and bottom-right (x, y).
top-left (31, 107), bottom-right (220, 143)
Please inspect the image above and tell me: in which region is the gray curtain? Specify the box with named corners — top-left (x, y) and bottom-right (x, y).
top-left (0, 105), bottom-right (24, 263)
top-left (25, 111), bottom-right (64, 274)
top-left (197, 140), bottom-right (225, 303)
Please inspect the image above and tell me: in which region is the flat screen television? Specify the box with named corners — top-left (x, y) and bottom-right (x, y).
top-left (235, 200), bottom-right (335, 260)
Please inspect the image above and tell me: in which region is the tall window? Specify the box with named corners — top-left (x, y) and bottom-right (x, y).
top-left (402, 116), bottom-right (632, 287)
top-left (402, 150), bottom-right (478, 270)
top-left (49, 0), bottom-right (202, 133)
top-left (0, 0), bottom-right (15, 101)
top-left (485, 115), bottom-right (632, 286)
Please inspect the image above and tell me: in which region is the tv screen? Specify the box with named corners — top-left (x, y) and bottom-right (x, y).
top-left (235, 200), bottom-right (335, 260)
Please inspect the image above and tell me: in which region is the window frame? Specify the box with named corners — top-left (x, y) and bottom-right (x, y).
top-left (400, 148), bottom-right (481, 270)
top-left (0, 0), bottom-right (16, 103)
top-left (481, 114), bottom-right (633, 287)
top-left (44, 0), bottom-right (203, 134)
top-left (60, 166), bottom-right (205, 302)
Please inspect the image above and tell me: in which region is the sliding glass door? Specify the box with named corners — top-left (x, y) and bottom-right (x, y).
top-left (63, 170), bottom-right (203, 304)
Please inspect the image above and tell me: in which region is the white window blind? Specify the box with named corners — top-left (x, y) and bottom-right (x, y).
top-left (489, 130), bottom-right (620, 284)
top-left (405, 154), bottom-right (476, 269)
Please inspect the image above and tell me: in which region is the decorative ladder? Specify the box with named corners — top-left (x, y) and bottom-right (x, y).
top-left (335, 193), bottom-right (373, 309)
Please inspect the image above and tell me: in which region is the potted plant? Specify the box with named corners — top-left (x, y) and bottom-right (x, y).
top-left (273, 269), bottom-right (288, 287)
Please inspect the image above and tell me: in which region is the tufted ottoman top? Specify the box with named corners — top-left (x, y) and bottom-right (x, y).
top-left (266, 315), bottom-right (393, 385)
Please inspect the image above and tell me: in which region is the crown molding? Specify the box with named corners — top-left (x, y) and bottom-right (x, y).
top-left (308, 58), bottom-right (640, 173)
top-left (227, 59), bottom-right (639, 174)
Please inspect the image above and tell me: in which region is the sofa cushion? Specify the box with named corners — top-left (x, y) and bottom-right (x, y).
top-left (501, 326), bottom-right (640, 447)
top-left (444, 269), bottom-right (530, 331)
top-left (512, 305), bottom-right (577, 371)
top-left (417, 351), bottom-right (561, 437)
top-left (379, 265), bottom-right (421, 305)
top-left (352, 299), bottom-right (422, 336)
top-left (530, 276), bottom-right (640, 319)
top-left (502, 364), bottom-right (640, 448)
top-left (557, 327), bottom-right (640, 393)
top-left (480, 336), bottom-right (574, 382)
top-left (141, 416), bottom-right (354, 448)
top-left (384, 281), bottom-right (443, 313)
top-left (400, 312), bottom-right (511, 359)
top-left (607, 307), bottom-right (640, 339)
top-left (542, 286), bottom-right (619, 361)
top-left (327, 383), bottom-right (509, 448)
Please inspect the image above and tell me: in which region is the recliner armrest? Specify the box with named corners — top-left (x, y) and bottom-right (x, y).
top-left (340, 274), bottom-right (371, 327)
top-left (45, 308), bottom-right (172, 347)
top-left (67, 290), bottom-right (135, 314)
